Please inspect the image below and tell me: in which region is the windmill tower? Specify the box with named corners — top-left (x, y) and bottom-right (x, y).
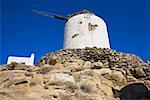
top-left (33, 9), bottom-right (110, 49)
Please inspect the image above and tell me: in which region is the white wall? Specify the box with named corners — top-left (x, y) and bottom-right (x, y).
top-left (7, 53), bottom-right (35, 66)
top-left (63, 13), bottom-right (110, 49)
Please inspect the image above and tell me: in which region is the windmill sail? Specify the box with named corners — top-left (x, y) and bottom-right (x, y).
top-left (32, 9), bottom-right (68, 21)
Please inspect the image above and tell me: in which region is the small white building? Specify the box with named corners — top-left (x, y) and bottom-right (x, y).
top-left (7, 53), bottom-right (35, 66)
top-left (64, 10), bottom-right (110, 49)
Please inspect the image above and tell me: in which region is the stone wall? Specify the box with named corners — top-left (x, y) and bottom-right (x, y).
top-left (0, 47), bottom-right (149, 100)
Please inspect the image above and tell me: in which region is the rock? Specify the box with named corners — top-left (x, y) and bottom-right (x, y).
top-left (92, 61), bottom-right (104, 69)
top-left (25, 72), bottom-right (34, 77)
top-left (29, 74), bottom-right (44, 86)
top-left (11, 76), bottom-right (28, 86)
top-left (64, 62), bottom-right (81, 72)
top-left (126, 75), bottom-right (137, 82)
top-left (47, 73), bottom-right (75, 86)
top-left (111, 71), bottom-right (127, 86)
top-left (101, 77), bottom-right (114, 88)
top-left (93, 68), bottom-right (112, 76)
top-left (60, 91), bottom-right (105, 100)
top-left (111, 67), bottom-right (126, 76)
top-left (83, 61), bottom-right (92, 69)
top-left (76, 59), bottom-right (85, 66)
top-left (0, 72), bottom-right (11, 84)
top-left (55, 63), bottom-right (64, 69)
top-left (144, 80), bottom-right (150, 88)
top-left (132, 68), bottom-right (146, 78)
top-left (100, 70), bottom-right (127, 86)
top-left (47, 59), bottom-right (57, 65)
top-left (99, 83), bottom-right (113, 96)
top-left (0, 47), bottom-right (149, 100)
top-left (12, 82), bottom-right (29, 93)
top-left (6, 62), bottom-right (18, 70)
top-left (80, 76), bottom-right (101, 93)
top-left (119, 83), bottom-right (149, 100)
top-left (37, 64), bottom-right (55, 74)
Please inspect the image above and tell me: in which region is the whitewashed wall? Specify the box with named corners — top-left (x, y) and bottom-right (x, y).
top-left (63, 13), bottom-right (110, 49)
top-left (7, 53), bottom-right (35, 66)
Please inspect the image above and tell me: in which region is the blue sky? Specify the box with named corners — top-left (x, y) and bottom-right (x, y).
top-left (0, 0), bottom-right (150, 64)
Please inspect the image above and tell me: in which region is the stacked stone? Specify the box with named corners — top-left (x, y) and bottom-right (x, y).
top-left (38, 47), bottom-right (148, 79)
top-left (144, 60), bottom-right (150, 83)
top-left (0, 47), bottom-right (149, 100)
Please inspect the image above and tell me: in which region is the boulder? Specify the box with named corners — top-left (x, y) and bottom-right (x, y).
top-left (47, 73), bottom-right (75, 86)
top-left (0, 47), bottom-right (149, 100)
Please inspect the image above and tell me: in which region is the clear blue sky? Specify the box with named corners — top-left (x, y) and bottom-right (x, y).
top-left (1, 0), bottom-right (150, 64)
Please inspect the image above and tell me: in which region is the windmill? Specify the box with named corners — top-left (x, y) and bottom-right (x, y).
top-left (32, 9), bottom-right (110, 49)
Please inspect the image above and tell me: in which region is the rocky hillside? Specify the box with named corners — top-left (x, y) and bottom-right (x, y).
top-left (0, 47), bottom-right (149, 100)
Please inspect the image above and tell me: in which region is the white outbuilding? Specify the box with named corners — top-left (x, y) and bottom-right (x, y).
top-left (63, 10), bottom-right (110, 49)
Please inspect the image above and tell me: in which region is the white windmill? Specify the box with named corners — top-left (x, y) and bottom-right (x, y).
top-left (33, 9), bottom-right (110, 49)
